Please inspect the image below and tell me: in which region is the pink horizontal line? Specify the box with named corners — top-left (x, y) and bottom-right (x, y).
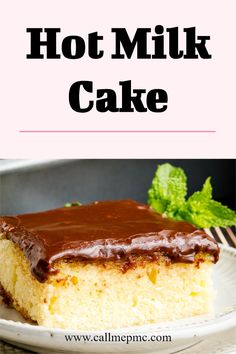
top-left (19, 130), bottom-right (216, 133)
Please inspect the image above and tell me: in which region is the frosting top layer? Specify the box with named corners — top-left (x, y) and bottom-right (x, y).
top-left (0, 200), bottom-right (219, 282)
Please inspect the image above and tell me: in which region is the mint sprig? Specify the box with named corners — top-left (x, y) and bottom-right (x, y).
top-left (147, 163), bottom-right (236, 228)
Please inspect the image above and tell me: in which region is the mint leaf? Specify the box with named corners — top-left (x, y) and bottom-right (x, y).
top-left (147, 164), bottom-right (236, 228)
top-left (147, 163), bottom-right (187, 217)
top-left (64, 201), bottom-right (82, 207)
top-left (178, 177), bottom-right (236, 228)
top-left (179, 178), bottom-right (236, 228)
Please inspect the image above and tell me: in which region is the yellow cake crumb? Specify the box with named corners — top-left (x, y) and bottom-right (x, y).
top-left (0, 233), bottom-right (215, 330)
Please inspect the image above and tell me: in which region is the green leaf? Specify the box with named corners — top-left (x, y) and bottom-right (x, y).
top-left (147, 164), bottom-right (236, 228)
top-left (64, 201), bottom-right (82, 207)
top-left (178, 177), bottom-right (236, 228)
top-left (147, 163), bottom-right (187, 217)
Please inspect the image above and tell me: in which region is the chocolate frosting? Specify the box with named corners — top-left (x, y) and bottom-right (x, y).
top-left (0, 200), bottom-right (219, 282)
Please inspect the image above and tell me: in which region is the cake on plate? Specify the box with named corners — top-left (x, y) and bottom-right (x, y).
top-left (0, 200), bottom-right (219, 330)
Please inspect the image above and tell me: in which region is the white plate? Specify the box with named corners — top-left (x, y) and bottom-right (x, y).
top-left (0, 244), bottom-right (236, 354)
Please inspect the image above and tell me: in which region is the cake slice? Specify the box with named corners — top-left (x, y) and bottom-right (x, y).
top-left (0, 200), bottom-right (219, 330)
